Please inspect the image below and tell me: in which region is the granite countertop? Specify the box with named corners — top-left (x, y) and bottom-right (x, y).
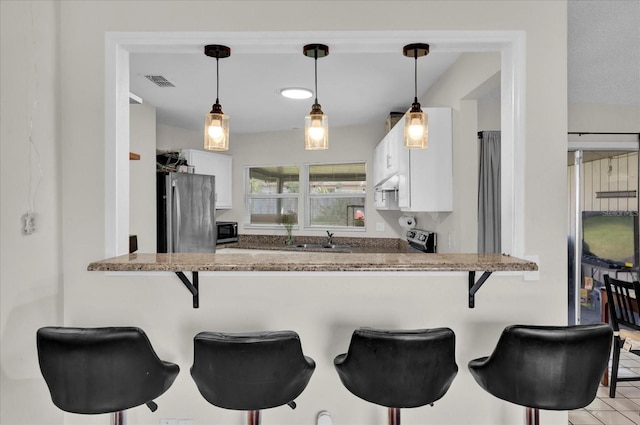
top-left (88, 252), bottom-right (538, 273)
top-left (222, 234), bottom-right (411, 253)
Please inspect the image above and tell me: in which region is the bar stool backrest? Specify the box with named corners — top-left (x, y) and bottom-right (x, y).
top-left (191, 330), bottom-right (315, 411)
top-left (468, 324), bottom-right (612, 410)
top-left (334, 327), bottom-right (458, 408)
top-left (37, 326), bottom-right (180, 414)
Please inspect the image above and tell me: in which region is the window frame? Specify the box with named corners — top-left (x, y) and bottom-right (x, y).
top-left (243, 164), bottom-right (301, 230)
top-left (303, 161), bottom-right (367, 231)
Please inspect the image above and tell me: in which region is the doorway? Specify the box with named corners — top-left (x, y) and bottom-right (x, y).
top-left (568, 134), bottom-right (640, 325)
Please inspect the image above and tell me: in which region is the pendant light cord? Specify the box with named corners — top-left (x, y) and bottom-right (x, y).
top-left (413, 51), bottom-right (418, 104)
top-left (216, 56), bottom-right (220, 104)
top-left (314, 49), bottom-right (319, 104)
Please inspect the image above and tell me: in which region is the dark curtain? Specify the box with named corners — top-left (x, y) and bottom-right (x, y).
top-left (478, 131), bottom-right (501, 253)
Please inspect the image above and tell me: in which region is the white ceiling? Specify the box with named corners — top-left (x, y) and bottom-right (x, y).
top-left (129, 1), bottom-right (640, 136)
top-left (130, 48), bottom-right (462, 135)
top-left (568, 0), bottom-right (640, 106)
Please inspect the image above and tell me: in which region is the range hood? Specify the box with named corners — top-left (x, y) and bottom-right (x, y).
top-left (375, 173), bottom-right (400, 191)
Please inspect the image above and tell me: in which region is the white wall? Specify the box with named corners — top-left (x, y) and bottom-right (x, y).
top-left (478, 98), bottom-right (501, 131)
top-left (130, 103), bottom-right (157, 252)
top-left (569, 104), bottom-right (640, 133)
top-left (1, 1), bottom-right (573, 424)
top-left (157, 122), bottom-right (202, 151)
top-left (412, 52), bottom-right (501, 253)
top-left (0, 1), bottom-right (63, 424)
top-left (228, 124), bottom-right (403, 237)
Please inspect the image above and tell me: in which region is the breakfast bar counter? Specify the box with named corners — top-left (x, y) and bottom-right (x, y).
top-left (88, 252), bottom-right (537, 309)
top-left (88, 252), bottom-right (537, 273)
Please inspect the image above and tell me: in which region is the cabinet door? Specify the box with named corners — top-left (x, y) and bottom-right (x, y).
top-left (373, 142), bottom-right (386, 187)
top-left (384, 123), bottom-right (405, 179)
top-left (182, 149), bottom-right (233, 209)
top-left (373, 118), bottom-right (407, 188)
top-left (395, 115), bottom-right (411, 209)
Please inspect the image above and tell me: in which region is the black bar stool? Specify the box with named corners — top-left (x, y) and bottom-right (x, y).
top-left (190, 330), bottom-right (315, 425)
top-left (468, 324), bottom-right (612, 425)
top-left (334, 327), bottom-right (458, 425)
top-left (37, 326), bottom-right (180, 425)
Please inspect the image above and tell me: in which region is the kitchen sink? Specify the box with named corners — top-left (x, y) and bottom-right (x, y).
top-left (294, 243), bottom-right (352, 250)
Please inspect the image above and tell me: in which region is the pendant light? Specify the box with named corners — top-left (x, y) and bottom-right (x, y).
top-left (403, 43), bottom-right (429, 149)
top-left (204, 44), bottom-right (231, 151)
top-left (303, 44), bottom-right (329, 150)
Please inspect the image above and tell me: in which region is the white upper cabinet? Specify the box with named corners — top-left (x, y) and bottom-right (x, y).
top-left (373, 124), bottom-right (406, 189)
top-left (373, 107), bottom-right (452, 212)
top-left (181, 149), bottom-right (233, 209)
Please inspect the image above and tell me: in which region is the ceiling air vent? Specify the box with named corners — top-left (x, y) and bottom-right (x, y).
top-left (144, 75), bottom-right (175, 87)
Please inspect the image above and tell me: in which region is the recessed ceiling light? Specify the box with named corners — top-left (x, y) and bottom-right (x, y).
top-left (280, 87), bottom-right (313, 100)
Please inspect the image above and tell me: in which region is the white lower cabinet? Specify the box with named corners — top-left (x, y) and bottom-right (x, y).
top-left (373, 107), bottom-right (452, 212)
top-left (181, 149), bottom-right (233, 209)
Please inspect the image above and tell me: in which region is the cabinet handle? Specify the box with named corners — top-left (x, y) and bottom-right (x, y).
top-left (386, 154), bottom-right (391, 168)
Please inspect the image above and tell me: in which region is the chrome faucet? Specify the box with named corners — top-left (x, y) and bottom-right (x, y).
top-left (326, 231), bottom-right (334, 245)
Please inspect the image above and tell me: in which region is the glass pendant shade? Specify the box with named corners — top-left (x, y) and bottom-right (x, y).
top-left (303, 44), bottom-right (329, 150)
top-left (405, 109), bottom-right (428, 149)
top-left (305, 104), bottom-right (328, 150)
top-left (203, 44), bottom-right (231, 151)
top-left (403, 43), bottom-right (430, 149)
top-left (204, 108), bottom-right (229, 151)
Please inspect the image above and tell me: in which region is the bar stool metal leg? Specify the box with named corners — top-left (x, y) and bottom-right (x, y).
top-left (525, 406), bottom-right (539, 425)
top-left (247, 410), bottom-right (261, 425)
top-left (388, 407), bottom-right (401, 425)
top-left (111, 411), bottom-right (126, 425)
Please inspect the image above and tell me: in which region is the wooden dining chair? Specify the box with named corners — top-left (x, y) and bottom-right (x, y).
top-left (603, 275), bottom-right (640, 398)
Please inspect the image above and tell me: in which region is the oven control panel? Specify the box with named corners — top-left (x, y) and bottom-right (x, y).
top-left (406, 228), bottom-right (437, 253)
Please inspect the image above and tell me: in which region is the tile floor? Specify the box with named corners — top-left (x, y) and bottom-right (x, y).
top-left (570, 351), bottom-right (640, 425)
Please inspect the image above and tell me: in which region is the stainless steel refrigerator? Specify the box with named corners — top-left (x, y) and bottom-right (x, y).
top-left (157, 172), bottom-right (216, 253)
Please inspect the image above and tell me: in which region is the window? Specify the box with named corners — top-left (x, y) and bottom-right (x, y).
top-left (246, 165), bottom-right (299, 226)
top-left (307, 162), bottom-right (366, 228)
top-left (245, 162), bottom-right (366, 230)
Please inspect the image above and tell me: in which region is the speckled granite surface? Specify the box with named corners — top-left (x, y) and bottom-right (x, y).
top-left (88, 252), bottom-right (538, 273)
top-left (224, 234), bottom-right (410, 253)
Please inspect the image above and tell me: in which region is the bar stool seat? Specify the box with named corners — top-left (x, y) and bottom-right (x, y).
top-left (190, 330), bottom-right (315, 424)
top-left (37, 326), bottom-right (179, 424)
top-left (334, 327), bottom-right (458, 424)
top-left (468, 324), bottom-right (612, 425)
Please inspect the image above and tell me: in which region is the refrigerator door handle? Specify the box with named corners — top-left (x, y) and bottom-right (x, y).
top-left (173, 181), bottom-right (181, 252)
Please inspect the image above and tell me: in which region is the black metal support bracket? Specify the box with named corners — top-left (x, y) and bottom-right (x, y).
top-left (175, 271), bottom-right (199, 308)
top-left (468, 271), bottom-right (493, 308)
